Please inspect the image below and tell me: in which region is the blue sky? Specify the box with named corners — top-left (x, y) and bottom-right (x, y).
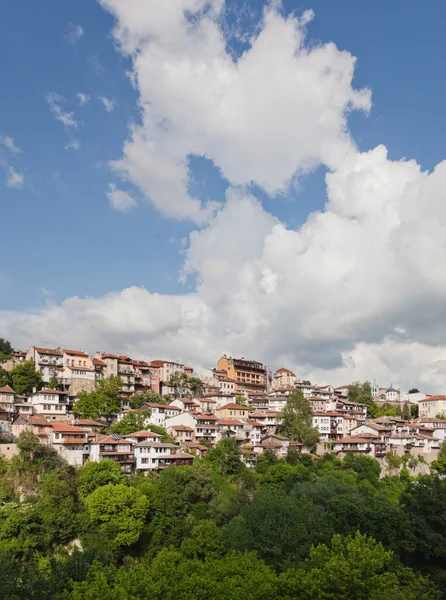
top-left (2, 0), bottom-right (446, 391)
top-left (1, 0), bottom-right (445, 310)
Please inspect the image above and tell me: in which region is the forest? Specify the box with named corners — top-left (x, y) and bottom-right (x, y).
top-left (0, 433), bottom-right (445, 599)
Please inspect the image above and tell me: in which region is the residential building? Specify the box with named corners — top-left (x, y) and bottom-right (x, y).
top-left (150, 360), bottom-right (186, 383)
top-left (89, 434), bottom-right (135, 474)
top-left (167, 425), bottom-right (194, 443)
top-left (117, 356), bottom-right (136, 396)
top-left (12, 414), bottom-right (53, 444)
top-left (271, 368), bottom-right (297, 390)
top-left (61, 349), bottom-right (94, 397)
top-left (96, 353), bottom-right (119, 378)
top-left (216, 402), bottom-right (249, 420)
top-left (217, 355), bottom-right (267, 394)
top-left (29, 389), bottom-right (68, 419)
top-left (135, 441), bottom-right (193, 471)
top-left (419, 396), bottom-right (446, 418)
top-left (0, 385), bottom-right (15, 413)
top-left (51, 422), bottom-right (89, 467)
top-left (123, 430), bottom-right (163, 444)
top-left (26, 346), bottom-right (64, 383)
top-left (312, 412), bottom-right (344, 441)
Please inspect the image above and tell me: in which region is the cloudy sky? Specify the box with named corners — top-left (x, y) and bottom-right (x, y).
top-left (2, 0), bottom-right (446, 391)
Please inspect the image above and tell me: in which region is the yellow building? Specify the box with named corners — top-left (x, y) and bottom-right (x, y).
top-left (217, 355), bottom-right (266, 394)
top-left (216, 403), bottom-right (249, 420)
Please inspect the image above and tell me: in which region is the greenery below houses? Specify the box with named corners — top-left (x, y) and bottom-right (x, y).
top-left (0, 432), bottom-right (444, 599)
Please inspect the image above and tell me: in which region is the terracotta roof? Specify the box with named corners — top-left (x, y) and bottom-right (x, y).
top-left (218, 419), bottom-right (240, 426)
top-left (64, 349), bottom-right (89, 357)
top-left (275, 368), bottom-right (295, 374)
top-left (102, 353), bottom-right (119, 359)
top-left (93, 358), bottom-right (106, 366)
top-left (124, 430), bottom-right (162, 438)
top-left (73, 419), bottom-right (105, 427)
top-left (51, 422), bottom-right (86, 434)
top-left (420, 395), bottom-right (446, 402)
top-left (0, 385), bottom-right (15, 394)
top-left (258, 441), bottom-right (281, 448)
top-left (29, 415), bottom-right (51, 426)
top-left (168, 425), bottom-right (194, 432)
top-left (34, 347), bottom-right (63, 356)
top-left (217, 403), bottom-right (247, 410)
top-left (38, 388), bottom-right (67, 394)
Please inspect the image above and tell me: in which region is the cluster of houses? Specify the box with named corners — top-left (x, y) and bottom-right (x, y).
top-left (0, 348), bottom-right (444, 472)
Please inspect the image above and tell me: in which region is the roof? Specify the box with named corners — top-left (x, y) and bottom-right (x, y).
top-left (124, 430), bottom-right (162, 438)
top-left (275, 367), bottom-right (295, 374)
top-left (38, 388), bottom-right (67, 394)
top-left (146, 402), bottom-right (181, 410)
top-left (334, 436), bottom-right (372, 444)
top-left (73, 419), bottom-right (105, 427)
top-left (420, 395), bottom-right (446, 402)
top-left (64, 349), bottom-right (90, 357)
top-left (217, 403), bottom-right (247, 410)
top-left (93, 358), bottom-right (106, 366)
top-left (136, 441), bottom-right (179, 448)
top-left (29, 415), bottom-right (51, 426)
top-left (168, 425), bottom-right (194, 432)
top-left (102, 353), bottom-right (119, 359)
top-left (65, 366), bottom-right (94, 372)
top-left (51, 422), bottom-right (86, 434)
top-left (34, 347), bottom-right (63, 356)
top-left (0, 385), bottom-right (15, 394)
top-left (218, 419), bottom-right (240, 426)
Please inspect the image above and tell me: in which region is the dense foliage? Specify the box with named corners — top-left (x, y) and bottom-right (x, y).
top-left (0, 433), bottom-right (444, 599)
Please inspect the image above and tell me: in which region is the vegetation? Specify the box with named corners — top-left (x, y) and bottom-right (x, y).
top-left (130, 390), bottom-right (165, 408)
top-left (0, 433), bottom-right (445, 598)
top-left (276, 390), bottom-right (320, 448)
top-left (110, 410), bottom-right (151, 436)
top-left (73, 376), bottom-right (122, 421)
top-left (0, 338), bottom-right (13, 363)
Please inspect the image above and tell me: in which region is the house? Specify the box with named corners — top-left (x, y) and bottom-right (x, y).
top-left (271, 368), bottom-right (297, 390)
top-left (134, 360), bottom-right (160, 394)
top-left (416, 418), bottom-right (446, 441)
top-left (72, 419), bottom-right (106, 432)
top-left (26, 346), bottom-right (64, 383)
top-left (294, 380), bottom-right (314, 398)
top-left (217, 355), bottom-right (267, 395)
top-left (51, 422), bottom-right (89, 467)
top-left (167, 425), bottom-right (194, 443)
top-left (0, 385), bottom-right (16, 413)
top-left (331, 436), bottom-right (378, 456)
top-left (29, 389), bottom-right (68, 419)
top-left (308, 396), bottom-right (337, 413)
top-left (419, 396), bottom-right (446, 418)
top-left (95, 353), bottom-right (119, 379)
top-left (386, 385), bottom-right (400, 402)
top-left (216, 403), bottom-right (249, 420)
top-left (336, 399), bottom-right (367, 420)
top-left (268, 395), bottom-right (289, 412)
top-left (183, 441), bottom-right (208, 457)
top-left (134, 441), bottom-right (193, 472)
top-left (123, 430), bottom-right (163, 444)
top-left (92, 358), bottom-right (107, 385)
top-left (150, 360), bottom-right (186, 383)
top-left (170, 398), bottom-right (201, 413)
top-left (145, 403), bottom-right (182, 426)
top-left (350, 422), bottom-right (393, 441)
top-left (11, 414), bottom-right (52, 444)
top-left (89, 434), bottom-right (135, 474)
top-left (312, 412), bottom-right (344, 441)
top-left (117, 356), bottom-right (136, 396)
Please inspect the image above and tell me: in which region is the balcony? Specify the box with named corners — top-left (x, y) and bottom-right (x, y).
top-left (100, 452), bottom-right (136, 463)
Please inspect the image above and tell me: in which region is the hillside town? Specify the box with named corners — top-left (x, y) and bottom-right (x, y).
top-left (0, 343), bottom-right (444, 473)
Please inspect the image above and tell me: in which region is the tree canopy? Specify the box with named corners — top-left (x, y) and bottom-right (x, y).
top-left (74, 376), bottom-right (122, 421)
top-left (276, 390), bottom-right (320, 447)
top-left (10, 360), bottom-right (42, 395)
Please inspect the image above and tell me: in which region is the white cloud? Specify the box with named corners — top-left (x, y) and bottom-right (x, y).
top-left (106, 183), bottom-right (137, 212)
top-left (46, 92), bottom-right (78, 128)
top-left (5, 166), bottom-right (24, 189)
top-left (1, 134), bottom-right (21, 153)
top-left (65, 139), bottom-right (80, 151)
top-left (98, 96), bottom-right (116, 112)
top-left (98, 0), bottom-right (370, 221)
top-left (77, 93), bottom-right (90, 106)
top-left (66, 23), bottom-right (84, 44)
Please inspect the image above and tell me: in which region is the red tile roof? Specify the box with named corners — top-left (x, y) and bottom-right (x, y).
top-left (0, 385), bottom-right (15, 394)
top-left (217, 403), bottom-right (247, 411)
top-left (34, 347), bottom-right (63, 356)
top-left (51, 422), bottom-right (86, 434)
top-left (124, 430), bottom-right (162, 438)
top-left (64, 349), bottom-right (90, 357)
top-left (38, 388), bottom-right (67, 394)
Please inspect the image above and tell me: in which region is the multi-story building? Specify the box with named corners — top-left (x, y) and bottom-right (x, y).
top-left (419, 396), bottom-right (446, 418)
top-left (95, 353), bottom-right (119, 378)
top-left (312, 412), bottom-right (344, 441)
top-left (134, 360), bottom-right (160, 394)
top-left (150, 360), bottom-right (186, 383)
top-left (216, 402), bottom-right (249, 420)
top-left (51, 422), bottom-right (89, 467)
top-left (217, 355), bottom-right (267, 395)
top-left (89, 434), bottom-right (136, 474)
top-left (26, 346), bottom-right (64, 383)
top-left (29, 389), bottom-right (68, 419)
top-left (61, 350), bottom-right (95, 397)
top-left (134, 441), bottom-right (193, 472)
top-left (117, 356), bottom-right (135, 396)
top-left (0, 385), bottom-right (15, 413)
top-left (271, 368), bottom-right (297, 390)
top-left (12, 413), bottom-right (53, 444)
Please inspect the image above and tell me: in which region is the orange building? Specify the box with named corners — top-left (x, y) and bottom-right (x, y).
top-left (216, 355), bottom-right (266, 394)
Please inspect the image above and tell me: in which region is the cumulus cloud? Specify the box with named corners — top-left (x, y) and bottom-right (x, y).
top-left (5, 167), bottom-right (24, 189)
top-left (77, 93), bottom-right (90, 106)
top-left (66, 23), bottom-right (84, 44)
top-left (98, 0), bottom-right (370, 221)
top-left (107, 183), bottom-right (137, 212)
top-left (98, 96), bottom-right (116, 112)
top-left (46, 92), bottom-right (78, 128)
top-left (1, 134), bottom-right (21, 153)
top-left (4, 2), bottom-right (446, 392)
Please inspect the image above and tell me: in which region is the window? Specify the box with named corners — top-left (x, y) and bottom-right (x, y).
top-left (141, 458), bottom-right (148, 464)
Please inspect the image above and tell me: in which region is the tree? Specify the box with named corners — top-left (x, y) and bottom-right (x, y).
top-left (180, 520), bottom-right (226, 560)
top-left (74, 376), bottom-right (122, 421)
top-left (348, 381), bottom-right (373, 406)
top-left (279, 532), bottom-right (440, 600)
top-left (342, 453), bottom-right (381, 485)
top-left (188, 376), bottom-right (204, 398)
top-left (47, 375), bottom-right (59, 390)
top-left (276, 390), bottom-right (320, 448)
top-left (85, 483), bottom-right (149, 548)
top-left (78, 460), bottom-right (126, 497)
top-left (168, 371), bottom-right (189, 398)
top-left (207, 438), bottom-right (243, 476)
top-left (10, 360), bottom-right (42, 395)
top-left (431, 441), bottom-right (446, 474)
top-left (145, 423), bottom-right (175, 443)
top-left (0, 367), bottom-right (11, 388)
top-left (0, 338), bottom-right (13, 363)
top-left (129, 390), bottom-right (164, 409)
top-left (408, 388), bottom-right (420, 394)
top-left (110, 410), bottom-right (151, 436)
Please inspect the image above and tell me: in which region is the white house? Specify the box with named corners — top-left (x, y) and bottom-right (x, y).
top-left (26, 346), bottom-right (64, 383)
top-left (51, 422), bottom-right (89, 467)
top-left (134, 441), bottom-right (193, 471)
top-left (29, 389), bottom-right (68, 419)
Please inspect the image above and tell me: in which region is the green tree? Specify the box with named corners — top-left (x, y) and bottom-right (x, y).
top-left (180, 520), bottom-right (226, 560)
top-left (168, 371), bottom-right (189, 398)
top-left (279, 532), bottom-right (440, 600)
top-left (207, 438), bottom-right (243, 476)
top-left (74, 376), bottom-right (122, 421)
top-left (276, 390), bottom-right (320, 448)
top-left (47, 375), bottom-right (59, 390)
top-left (129, 390), bottom-right (164, 408)
top-left (78, 460), bottom-right (126, 497)
top-left (10, 360), bottom-right (42, 395)
top-left (408, 388), bottom-right (420, 394)
top-left (85, 483), bottom-right (149, 548)
top-left (342, 453), bottom-right (381, 485)
top-left (0, 367), bottom-right (11, 387)
top-left (348, 381), bottom-right (373, 406)
top-left (0, 338), bottom-right (13, 364)
top-left (431, 441), bottom-right (446, 474)
top-left (188, 376), bottom-right (204, 398)
top-left (110, 410), bottom-right (151, 436)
